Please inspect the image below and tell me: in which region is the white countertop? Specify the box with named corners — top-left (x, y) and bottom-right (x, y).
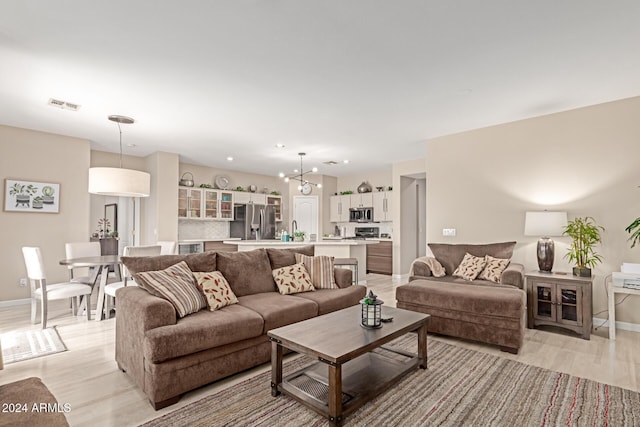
top-left (179, 238), bottom-right (241, 243)
top-left (226, 239), bottom-right (378, 246)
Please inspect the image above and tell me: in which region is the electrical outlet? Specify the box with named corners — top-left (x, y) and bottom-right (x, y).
top-left (443, 228), bottom-right (456, 237)
top-left (19, 278), bottom-right (27, 287)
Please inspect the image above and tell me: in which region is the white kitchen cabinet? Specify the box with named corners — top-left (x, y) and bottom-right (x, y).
top-left (330, 195), bottom-right (351, 222)
top-left (373, 191), bottom-right (393, 222)
top-left (178, 187), bottom-right (203, 219)
top-left (203, 189), bottom-right (235, 220)
top-left (181, 188), bottom-right (234, 220)
top-left (350, 192), bottom-right (373, 208)
top-left (266, 195), bottom-right (283, 221)
top-left (232, 191), bottom-right (266, 205)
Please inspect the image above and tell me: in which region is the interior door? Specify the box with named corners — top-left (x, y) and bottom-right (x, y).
top-left (293, 196), bottom-right (318, 239)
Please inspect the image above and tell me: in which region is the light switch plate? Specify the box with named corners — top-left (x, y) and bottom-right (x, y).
top-left (442, 228), bottom-right (456, 237)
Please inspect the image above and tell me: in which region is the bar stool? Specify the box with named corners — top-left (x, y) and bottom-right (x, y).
top-left (334, 258), bottom-right (358, 285)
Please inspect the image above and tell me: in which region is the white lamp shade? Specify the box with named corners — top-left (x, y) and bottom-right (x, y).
top-left (88, 167), bottom-right (151, 197)
top-left (524, 211), bottom-right (567, 237)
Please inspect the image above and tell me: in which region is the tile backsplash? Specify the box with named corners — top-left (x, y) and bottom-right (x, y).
top-left (179, 220), bottom-right (230, 240)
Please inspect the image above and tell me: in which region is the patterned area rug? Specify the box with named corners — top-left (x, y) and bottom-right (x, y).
top-left (141, 334), bottom-right (640, 426)
top-left (0, 327), bottom-right (67, 365)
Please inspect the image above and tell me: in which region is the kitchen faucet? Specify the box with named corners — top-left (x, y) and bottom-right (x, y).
top-left (291, 220), bottom-right (298, 235)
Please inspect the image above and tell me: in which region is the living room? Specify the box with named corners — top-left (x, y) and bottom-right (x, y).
top-left (2, 1), bottom-right (640, 426)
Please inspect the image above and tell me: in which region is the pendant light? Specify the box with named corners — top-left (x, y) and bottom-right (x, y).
top-left (88, 115), bottom-right (151, 197)
top-left (279, 152), bottom-right (322, 193)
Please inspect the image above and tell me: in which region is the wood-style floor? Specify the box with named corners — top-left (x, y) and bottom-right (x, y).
top-left (1, 273), bottom-right (639, 426)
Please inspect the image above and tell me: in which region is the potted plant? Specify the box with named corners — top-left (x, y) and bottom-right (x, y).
top-left (32, 196), bottom-right (44, 209)
top-left (293, 231), bottom-right (306, 242)
top-left (563, 216), bottom-right (604, 277)
top-left (9, 182), bottom-right (37, 207)
top-left (625, 217), bottom-right (640, 248)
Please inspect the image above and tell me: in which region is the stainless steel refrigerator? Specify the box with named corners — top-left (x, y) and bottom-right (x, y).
top-left (230, 204), bottom-right (277, 240)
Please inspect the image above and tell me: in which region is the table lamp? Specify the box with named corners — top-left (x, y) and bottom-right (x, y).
top-left (524, 211), bottom-right (568, 272)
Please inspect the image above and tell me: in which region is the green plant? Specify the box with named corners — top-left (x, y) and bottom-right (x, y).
top-left (234, 186), bottom-right (245, 192)
top-left (270, 190), bottom-right (280, 195)
top-left (625, 217), bottom-right (640, 248)
top-left (293, 231), bottom-right (306, 239)
top-left (340, 190), bottom-right (353, 195)
top-left (563, 216), bottom-right (604, 269)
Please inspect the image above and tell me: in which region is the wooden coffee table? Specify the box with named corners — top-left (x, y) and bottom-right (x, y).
top-left (268, 306), bottom-right (430, 427)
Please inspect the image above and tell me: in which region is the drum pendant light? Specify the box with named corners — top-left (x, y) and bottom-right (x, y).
top-left (88, 115), bottom-right (151, 197)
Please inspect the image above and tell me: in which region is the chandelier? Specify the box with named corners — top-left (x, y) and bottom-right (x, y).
top-left (88, 115), bottom-right (151, 198)
top-left (279, 152), bottom-right (322, 193)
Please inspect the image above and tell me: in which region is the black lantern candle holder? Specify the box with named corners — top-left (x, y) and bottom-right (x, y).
top-left (360, 290), bottom-right (383, 329)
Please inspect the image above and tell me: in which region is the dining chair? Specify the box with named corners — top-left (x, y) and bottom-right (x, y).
top-left (104, 245), bottom-right (162, 317)
top-left (157, 240), bottom-right (177, 255)
top-left (64, 241), bottom-right (101, 285)
top-left (22, 247), bottom-right (93, 329)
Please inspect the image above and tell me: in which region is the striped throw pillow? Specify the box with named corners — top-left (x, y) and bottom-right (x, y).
top-left (135, 261), bottom-right (206, 317)
top-left (193, 271), bottom-right (239, 311)
top-left (294, 254), bottom-right (337, 289)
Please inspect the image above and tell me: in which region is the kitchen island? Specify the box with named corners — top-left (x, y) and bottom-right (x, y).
top-left (224, 239), bottom-right (379, 284)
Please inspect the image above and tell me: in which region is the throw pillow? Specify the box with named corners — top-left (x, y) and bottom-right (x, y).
top-left (478, 255), bottom-right (511, 283)
top-left (135, 261), bottom-right (206, 318)
top-left (272, 263), bottom-right (315, 295)
top-left (294, 253), bottom-right (337, 289)
top-left (193, 271), bottom-right (239, 311)
top-left (452, 253), bottom-right (487, 281)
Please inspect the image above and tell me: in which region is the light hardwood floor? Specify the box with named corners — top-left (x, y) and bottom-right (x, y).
top-left (1, 273), bottom-right (639, 426)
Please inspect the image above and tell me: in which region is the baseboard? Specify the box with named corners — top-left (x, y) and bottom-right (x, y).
top-left (0, 298), bottom-right (31, 308)
top-left (592, 317), bottom-right (640, 333)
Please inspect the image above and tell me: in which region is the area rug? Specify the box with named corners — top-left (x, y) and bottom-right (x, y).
top-left (141, 335), bottom-right (640, 427)
top-left (0, 327), bottom-right (67, 365)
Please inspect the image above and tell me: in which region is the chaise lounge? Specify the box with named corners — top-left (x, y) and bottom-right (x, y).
top-left (396, 242), bottom-right (526, 353)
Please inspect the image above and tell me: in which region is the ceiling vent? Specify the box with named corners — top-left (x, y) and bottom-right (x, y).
top-left (323, 160), bottom-right (338, 165)
top-left (48, 98), bottom-right (81, 111)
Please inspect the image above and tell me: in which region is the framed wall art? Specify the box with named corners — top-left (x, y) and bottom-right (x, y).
top-left (4, 179), bottom-right (60, 213)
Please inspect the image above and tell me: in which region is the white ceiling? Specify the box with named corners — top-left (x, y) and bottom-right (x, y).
top-left (1, 1), bottom-right (639, 178)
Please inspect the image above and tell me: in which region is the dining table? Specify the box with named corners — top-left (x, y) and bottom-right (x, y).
top-left (59, 255), bottom-right (122, 321)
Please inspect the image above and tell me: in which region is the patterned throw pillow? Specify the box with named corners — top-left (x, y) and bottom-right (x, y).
top-left (452, 253), bottom-right (487, 281)
top-left (294, 254), bottom-right (337, 289)
top-left (272, 263), bottom-right (315, 295)
top-left (478, 255), bottom-right (511, 283)
top-left (135, 261), bottom-right (206, 318)
top-left (193, 271), bottom-right (239, 311)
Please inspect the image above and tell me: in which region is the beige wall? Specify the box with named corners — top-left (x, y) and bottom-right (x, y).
top-left (0, 126), bottom-right (90, 302)
top-left (144, 152), bottom-right (179, 244)
top-left (426, 96), bottom-right (640, 324)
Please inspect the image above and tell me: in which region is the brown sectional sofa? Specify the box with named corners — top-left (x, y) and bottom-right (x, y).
top-left (115, 246), bottom-right (365, 409)
top-left (396, 242), bottom-right (526, 354)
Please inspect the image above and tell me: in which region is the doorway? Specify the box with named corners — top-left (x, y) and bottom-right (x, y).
top-left (400, 174), bottom-right (426, 273)
top-left (292, 196), bottom-right (319, 240)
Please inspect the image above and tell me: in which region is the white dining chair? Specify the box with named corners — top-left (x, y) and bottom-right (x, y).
top-left (157, 241), bottom-right (177, 255)
top-left (22, 247), bottom-right (93, 329)
top-left (64, 241), bottom-right (101, 285)
top-left (104, 245), bottom-right (162, 317)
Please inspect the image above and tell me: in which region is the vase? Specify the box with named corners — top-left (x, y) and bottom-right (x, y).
top-left (573, 267), bottom-right (591, 277)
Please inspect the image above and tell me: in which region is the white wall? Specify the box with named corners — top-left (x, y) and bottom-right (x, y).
top-left (0, 126), bottom-right (90, 302)
top-left (426, 96), bottom-right (640, 324)
top-left (337, 169), bottom-right (392, 194)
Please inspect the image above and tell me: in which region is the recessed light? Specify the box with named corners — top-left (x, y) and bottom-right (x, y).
top-left (227, 157), bottom-right (234, 162)
top-left (278, 172), bottom-right (285, 178)
top-left (275, 143), bottom-right (285, 148)
top-left (343, 160), bottom-right (350, 164)
top-left (311, 167), bottom-right (318, 173)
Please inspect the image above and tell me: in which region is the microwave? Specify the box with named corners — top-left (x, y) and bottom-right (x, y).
top-left (349, 207), bottom-right (373, 223)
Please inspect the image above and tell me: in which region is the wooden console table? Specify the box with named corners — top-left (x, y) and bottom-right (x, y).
top-left (526, 271), bottom-right (593, 340)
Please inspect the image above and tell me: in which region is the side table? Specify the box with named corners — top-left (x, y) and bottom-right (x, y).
top-left (526, 271), bottom-right (593, 340)
top-left (608, 282), bottom-right (640, 340)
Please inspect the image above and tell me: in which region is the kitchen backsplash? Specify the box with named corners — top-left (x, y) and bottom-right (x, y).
top-left (179, 220), bottom-right (230, 240)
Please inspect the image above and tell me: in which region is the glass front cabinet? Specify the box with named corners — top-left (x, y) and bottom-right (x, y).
top-left (179, 188), bottom-right (234, 220)
top-left (526, 272), bottom-right (593, 340)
